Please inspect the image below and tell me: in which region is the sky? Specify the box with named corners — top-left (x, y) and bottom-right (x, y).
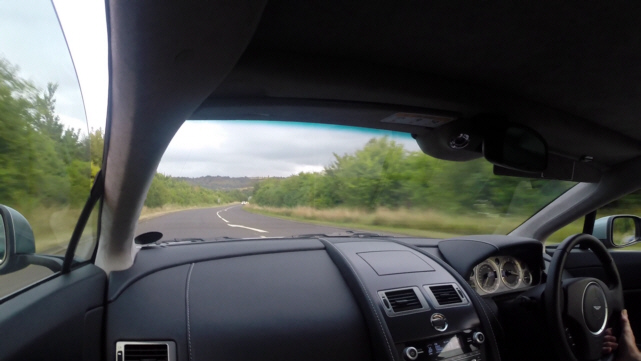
top-left (158, 121), bottom-right (421, 177)
top-left (0, 0), bottom-right (421, 178)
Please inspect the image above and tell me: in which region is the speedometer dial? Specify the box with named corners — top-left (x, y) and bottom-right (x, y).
top-left (475, 260), bottom-right (500, 293)
top-left (500, 259), bottom-right (522, 289)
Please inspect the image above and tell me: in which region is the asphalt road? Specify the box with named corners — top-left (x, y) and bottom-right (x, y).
top-left (135, 204), bottom-right (359, 241)
top-left (0, 205), bottom-right (364, 298)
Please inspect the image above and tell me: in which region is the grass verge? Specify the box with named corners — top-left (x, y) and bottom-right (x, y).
top-left (8, 203), bottom-right (235, 255)
top-left (244, 205), bottom-right (525, 238)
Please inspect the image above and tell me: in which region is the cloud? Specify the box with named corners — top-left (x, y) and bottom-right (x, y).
top-left (0, 0), bottom-right (108, 134)
top-left (157, 121), bottom-right (422, 177)
top-left (54, 0), bottom-right (108, 131)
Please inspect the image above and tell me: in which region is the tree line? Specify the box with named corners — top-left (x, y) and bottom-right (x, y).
top-left (3, 52), bottom-right (640, 219)
top-left (0, 57), bottom-right (91, 210)
top-left (251, 137), bottom-right (575, 216)
top-left (0, 56), bottom-right (244, 214)
top-left (90, 128), bottom-right (247, 208)
top-left (145, 174), bottom-right (247, 208)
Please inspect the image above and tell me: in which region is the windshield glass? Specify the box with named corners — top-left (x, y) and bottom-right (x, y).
top-left (135, 120), bottom-right (575, 241)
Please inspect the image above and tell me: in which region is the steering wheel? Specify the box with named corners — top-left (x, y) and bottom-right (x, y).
top-left (545, 233), bottom-right (624, 361)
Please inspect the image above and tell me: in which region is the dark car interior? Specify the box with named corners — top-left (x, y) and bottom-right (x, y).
top-left (4, 1), bottom-right (641, 361)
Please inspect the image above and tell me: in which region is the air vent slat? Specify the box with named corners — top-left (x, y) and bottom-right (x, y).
top-left (430, 285), bottom-right (464, 305)
top-left (385, 289), bottom-right (423, 312)
top-left (124, 344), bottom-right (169, 361)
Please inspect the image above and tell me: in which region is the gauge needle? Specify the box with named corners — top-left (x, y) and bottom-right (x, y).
top-left (483, 272), bottom-right (494, 288)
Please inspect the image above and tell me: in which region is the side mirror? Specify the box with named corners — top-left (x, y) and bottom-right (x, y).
top-left (0, 205), bottom-right (36, 274)
top-left (592, 215), bottom-right (641, 248)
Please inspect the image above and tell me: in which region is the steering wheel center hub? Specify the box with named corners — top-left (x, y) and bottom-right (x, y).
top-left (582, 282), bottom-right (608, 334)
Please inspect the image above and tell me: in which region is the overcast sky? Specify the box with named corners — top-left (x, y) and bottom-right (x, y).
top-left (0, 0), bottom-right (91, 132)
top-left (0, 0), bottom-right (421, 178)
top-left (159, 121), bottom-right (421, 177)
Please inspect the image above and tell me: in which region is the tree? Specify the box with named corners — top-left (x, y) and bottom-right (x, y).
top-left (0, 56), bottom-right (91, 209)
top-left (327, 137), bottom-right (407, 210)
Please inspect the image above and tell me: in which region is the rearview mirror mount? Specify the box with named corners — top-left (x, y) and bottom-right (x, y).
top-left (483, 125), bottom-right (548, 173)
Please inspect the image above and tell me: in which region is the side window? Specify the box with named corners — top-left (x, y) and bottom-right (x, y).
top-left (546, 218), bottom-right (585, 245)
top-left (0, 1), bottom-right (95, 298)
top-left (547, 190), bottom-right (641, 245)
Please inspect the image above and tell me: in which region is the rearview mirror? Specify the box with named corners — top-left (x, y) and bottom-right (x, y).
top-left (483, 125), bottom-right (548, 173)
top-left (0, 205), bottom-right (36, 274)
top-left (592, 215), bottom-right (641, 248)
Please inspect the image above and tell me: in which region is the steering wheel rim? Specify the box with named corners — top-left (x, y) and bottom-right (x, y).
top-left (545, 233), bottom-right (624, 361)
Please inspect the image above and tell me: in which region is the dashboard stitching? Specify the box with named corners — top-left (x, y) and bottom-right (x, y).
top-left (108, 243), bottom-right (326, 301)
top-left (445, 239), bottom-right (501, 249)
top-left (469, 289), bottom-right (502, 361)
top-left (329, 242), bottom-right (397, 361)
top-left (186, 263), bottom-right (195, 361)
top-left (477, 287), bottom-right (507, 338)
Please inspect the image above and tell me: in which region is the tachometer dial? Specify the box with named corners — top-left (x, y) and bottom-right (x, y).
top-left (522, 269), bottom-right (533, 286)
top-left (475, 260), bottom-right (500, 293)
top-left (468, 271), bottom-right (477, 291)
top-left (501, 259), bottom-right (522, 289)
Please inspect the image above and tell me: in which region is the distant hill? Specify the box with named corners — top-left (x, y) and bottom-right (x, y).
top-left (176, 176), bottom-right (281, 190)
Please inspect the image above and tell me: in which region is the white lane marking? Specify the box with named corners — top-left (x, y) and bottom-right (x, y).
top-left (227, 224), bottom-right (268, 233)
top-left (216, 210), bottom-right (229, 223)
top-left (216, 204), bottom-right (267, 233)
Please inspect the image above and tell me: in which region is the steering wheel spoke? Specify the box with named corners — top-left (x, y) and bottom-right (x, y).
top-left (560, 278), bottom-right (609, 360)
top-left (545, 234), bottom-right (624, 361)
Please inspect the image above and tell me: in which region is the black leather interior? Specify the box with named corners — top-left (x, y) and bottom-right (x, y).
top-left (105, 238), bottom-right (490, 361)
top-left (0, 265), bottom-right (106, 361)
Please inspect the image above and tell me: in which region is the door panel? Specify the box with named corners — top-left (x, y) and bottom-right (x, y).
top-left (0, 265), bottom-right (106, 361)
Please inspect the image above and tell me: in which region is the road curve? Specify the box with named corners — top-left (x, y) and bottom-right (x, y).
top-left (135, 204), bottom-right (360, 240)
top-left (1, 205), bottom-right (369, 299)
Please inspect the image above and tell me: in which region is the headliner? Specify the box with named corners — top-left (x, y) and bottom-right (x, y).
top-left (197, 0), bottom-right (641, 168)
top-left (98, 0), bottom-right (641, 271)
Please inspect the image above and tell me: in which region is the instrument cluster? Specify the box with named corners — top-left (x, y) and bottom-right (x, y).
top-left (467, 256), bottom-right (534, 296)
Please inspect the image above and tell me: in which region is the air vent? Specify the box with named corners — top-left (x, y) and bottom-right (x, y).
top-left (385, 288), bottom-right (422, 312)
top-left (427, 284), bottom-right (466, 307)
top-left (116, 341), bottom-right (176, 361)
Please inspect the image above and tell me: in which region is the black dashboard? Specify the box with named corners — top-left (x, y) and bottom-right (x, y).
top-left (106, 236), bottom-right (544, 361)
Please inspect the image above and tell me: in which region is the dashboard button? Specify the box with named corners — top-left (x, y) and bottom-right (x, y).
top-left (403, 346), bottom-right (419, 360)
top-left (473, 331), bottom-right (485, 345)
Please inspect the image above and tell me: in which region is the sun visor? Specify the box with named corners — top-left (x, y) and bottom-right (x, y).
top-left (494, 153), bottom-right (602, 183)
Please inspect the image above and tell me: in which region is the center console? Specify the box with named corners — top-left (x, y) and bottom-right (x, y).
top-left (326, 240), bottom-right (486, 361)
top-left (399, 330), bottom-right (484, 361)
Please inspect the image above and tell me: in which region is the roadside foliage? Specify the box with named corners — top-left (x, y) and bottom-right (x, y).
top-left (0, 57), bottom-right (93, 251)
top-left (144, 173), bottom-right (248, 208)
top-left (251, 137), bottom-right (572, 214)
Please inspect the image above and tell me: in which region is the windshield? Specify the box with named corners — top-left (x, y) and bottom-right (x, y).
top-left (134, 121), bottom-right (575, 241)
